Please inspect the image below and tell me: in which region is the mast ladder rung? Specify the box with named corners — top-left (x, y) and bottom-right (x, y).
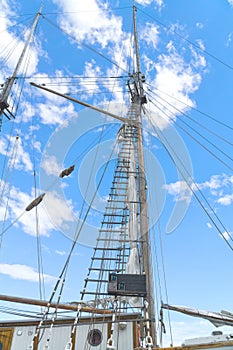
top-left (109, 193), bottom-right (127, 197)
top-left (88, 267), bottom-right (123, 272)
top-left (101, 221), bottom-right (127, 225)
top-left (105, 206), bottom-right (127, 211)
top-left (113, 175), bottom-right (128, 179)
top-left (99, 228), bottom-right (125, 233)
top-left (84, 278), bottom-right (108, 283)
top-left (94, 247), bottom-right (123, 251)
top-left (80, 292), bottom-right (110, 296)
top-left (107, 199), bottom-right (139, 203)
top-left (103, 213), bottom-right (127, 217)
top-left (112, 180), bottom-right (128, 185)
top-left (91, 257), bottom-right (121, 261)
top-left (96, 238), bottom-right (127, 243)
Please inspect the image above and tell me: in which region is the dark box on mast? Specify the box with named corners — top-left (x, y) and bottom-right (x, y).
top-left (108, 273), bottom-right (147, 297)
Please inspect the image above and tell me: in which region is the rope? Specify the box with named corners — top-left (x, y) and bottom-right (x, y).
top-left (63, 141), bottom-right (119, 348)
top-left (146, 86), bottom-right (233, 146)
top-left (0, 135), bottom-right (20, 249)
top-left (146, 146), bottom-right (173, 346)
top-left (145, 109), bottom-right (233, 251)
top-left (137, 6), bottom-right (233, 71)
top-left (147, 95), bottom-right (233, 172)
top-left (43, 16), bottom-right (128, 74)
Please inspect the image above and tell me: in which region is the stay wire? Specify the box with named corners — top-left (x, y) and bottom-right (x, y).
top-left (137, 7), bottom-right (233, 71)
top-left (148, 95), bottom-right (233, 173)
top-left (147, 86), bottom-right (233, 147)
top-left (61, 141), bottom-right (119, 345)
top-left (144, 105), bottom-right (173, 345)
top-left (14, 15), bottom-right (42, 118)
top-left (146, 84), bottom-right (233, 132)
top-left (145, 142), bottom-right (170, 346)
top-left (49, 140), bottom-right (118, 305)
top-left (147, 94), bottom-right (233, 170)
top-left (0, 135), bottom-right (19, 249)
top-left (43, 15), bottom-right (128, 74)
top-left (0, 15), bottom-right (35, 69)
top-left (145, 109), bottom-right (233, 251)
top-left (30, 83), bottom-right (46, 304)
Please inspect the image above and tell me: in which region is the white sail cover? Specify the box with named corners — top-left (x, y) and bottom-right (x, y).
top-left (117, 126), bottom-right (141, 307)
top-left (125, 141), bottom-right (140, 274)
top-left (162, 304), bottom-right (233, 327)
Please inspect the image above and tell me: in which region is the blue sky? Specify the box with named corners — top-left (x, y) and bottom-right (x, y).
top-left (1, 0), bottom-right (233, 346)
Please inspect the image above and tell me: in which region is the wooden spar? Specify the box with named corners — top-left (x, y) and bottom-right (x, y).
top-left (0, 7), bottom-right (43, 120)
top-left (30, 82), bottom-right (136, 126)
top-left (133, 5), bottom-right (156, 344)
top-left (0, 294), bottom-right (112, 315)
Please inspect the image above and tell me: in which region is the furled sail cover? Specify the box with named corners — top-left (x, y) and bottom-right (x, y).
top-left (125, 141), bottom-right (140, 275)
top-left (162, 304), bottom-right (233, 327)
top-left (117, 125), bottom-right (141, 307)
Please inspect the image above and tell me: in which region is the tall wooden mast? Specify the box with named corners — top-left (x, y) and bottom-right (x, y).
top-left (132, 4), bottom-right (156, 344)
top-left (0, 6), bottom-right (43, 131)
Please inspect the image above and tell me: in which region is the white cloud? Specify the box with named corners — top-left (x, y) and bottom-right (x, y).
top-left (30, 72), bottom-right (78, 125)
top-left (43, 190), bottom-right (75, 229)
top-left (0, 263), bottom-right (56, 284)
top-left (165, 174), bottom-right (233, 207)
top-left (1, 183), bottom-right (77, 238)
top-left (222, 231), bottom-right (233, 241)
top-left (41, 155), bottom-right (62, 177)
top-left (0, 2), bottom-right (39, 79)
top-left (217, 194), bottom-right (233, 206)
top-left (0, 135), bottom-right (33, 172)
top-left (4, 186), bottom-right (52, 237)
top-left (196, 22), bottom-right (204, 30)
top-left (146, 41), bottom-right (205, 130)
top-left (78, 60), bottom-right (101, 99)
top-left (199, 174), bottom-right (233, 199)
top-left (53, 0), bottom-right (123, 48)
top-left (228, 0), bottom-right (233, 7)
top-left (136, 0), bottom-right (163, 7)
top-left (140, 22), bottom-right (159, 49)
top-left (55, 250), bottom-right (66, 256)
top-left (163, 181), bottom-right (192, 203)
top-left (226, 32), bottom-right (233, 47)
top-left (38, 100), bottom-right (76, 125)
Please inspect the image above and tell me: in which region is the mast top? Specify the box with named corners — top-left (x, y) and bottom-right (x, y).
top-left (132, 5), bottom-right (147, 104)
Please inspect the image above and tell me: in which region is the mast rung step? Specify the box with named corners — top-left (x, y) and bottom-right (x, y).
top-left (84, 278), bottom-right (108, 282)
top-left (114, 171), bottom-right (136, 175)
top-left (111, 183), bottom-right (128, 186)
top-left (97, 238), bottom-right (127, 242)
top-left (105, 207), bottom-right (127, 210)
top-left (109, 194), bottom-right (127, 198)
top-left (116, 165), bottom-right (129, 169)
top-left (107, 200), bottom-right (128, 203)
top-left (94, 247), bottom-right (123, 251)
top-left (80, 292), bottom-right (110, 296)
top-left (101, 221), bottom-right (127, 224)
top-left (103, 213), bottom-right (127, 217)
top-left (97, 238), bottom-right (144, 243)
top-left (88, 268), bottom-right (123, 272)
top-left (91, 257), bottom-right (121, 261)
top-left (112, 181), bottom-right (128, 184)
top-left (99, 229), bottom-right (125, 232)
top-left (113, 176), bottom-right (128, 179)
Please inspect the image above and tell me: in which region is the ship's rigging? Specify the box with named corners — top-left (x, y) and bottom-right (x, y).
top-left (0, 2), bottom-right (233, 349)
